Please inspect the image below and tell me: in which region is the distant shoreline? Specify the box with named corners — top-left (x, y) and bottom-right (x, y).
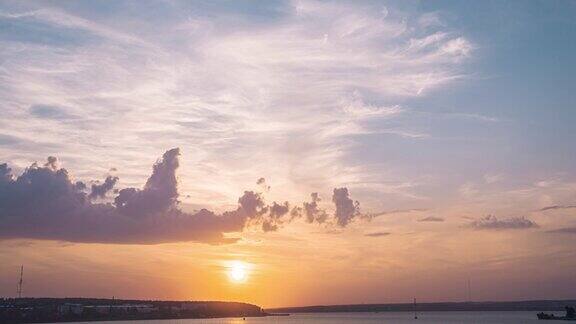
top-left (0, 298), bottom-right (268, 324)
top-left (2, 314), bottom-right (268, 324)
top-left (267, 299), bottom-right (576, 314)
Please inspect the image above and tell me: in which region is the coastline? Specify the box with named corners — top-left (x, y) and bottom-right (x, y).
top-left (0, 298), bottom-right (268, 324)
top-left (267, 299), bottom-right (576, 314)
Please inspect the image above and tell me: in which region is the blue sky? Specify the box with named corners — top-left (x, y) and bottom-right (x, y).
top-left (1, 0), bottom-right (576, 304)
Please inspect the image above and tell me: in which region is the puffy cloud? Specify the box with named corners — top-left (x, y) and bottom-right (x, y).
top-left (45, 156), bottom-right (59, 170)
top-left (270, 202), bottom-right (290, 218)
top-left (0, 149), bottom-right (254, 244)
top-left (89, 175), bottom-right (118, 199)
top-left (256, 177), bottom-right (270, 192)
top-left (0, 149), bottom-right (370, 244)
top-left (299, 192), bottom-right (328, 224)
top-left (261, 221), bottom-right (278, 232)
top-left (468, 215), bottom-right (538, 230)
top-left (237, 190), bottom-right (270, 221)
top-left (332, 188), bottom-right (360, 227)
top-left (261, 201), bottom-right (290, 232)
top-left (290, 189), bottom-right (364, 227)
top-left (114, 148), bottom-right (181, 218)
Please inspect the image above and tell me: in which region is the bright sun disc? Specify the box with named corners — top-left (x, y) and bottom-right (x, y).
top-left (227, 261), bottom-right (247, 283)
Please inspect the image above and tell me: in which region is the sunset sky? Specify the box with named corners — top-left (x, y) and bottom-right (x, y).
top-left (1, 0), bottom-right (576, 308)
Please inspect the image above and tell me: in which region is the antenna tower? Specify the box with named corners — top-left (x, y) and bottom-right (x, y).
top-left (17, 265), bottom-right (23, 298)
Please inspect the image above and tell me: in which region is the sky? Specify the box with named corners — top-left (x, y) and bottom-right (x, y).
top-left (0, 0), bottom-right (575, 308)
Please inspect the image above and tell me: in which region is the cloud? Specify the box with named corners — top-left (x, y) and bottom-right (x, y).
top-left (296, 192), bottom-right (328, 224)
top-left (538, 205), bottom-right (576, 212)
top-left (364, 232), bottom-right (390, 237)
top-left (0, 0), bottom-right (473, 213)
top-left (441, 37), bottom-right (473, 57)
top-left (89, 175), bottom-right (118, 199)
top-left (332, 187), bottom-right (360, 227)
top-left (363, 208), bottom-right (427, 220)
top-left (548, 227), bottom-right (576, 234)
top-left (0, 149), bottom-right (369, 244)
top-left (0, 134), bottom-right (23, 146)
top-left (269, 201), bottom-right (290, 219)
top-left (483, 173), bottom-right (503, 184)
top-left (29, 104), bottom-right (76, 120)
top-left (468, 215), bottom-right (538, 230)
top-left (418, 216), bottom-right (444, 222)
top-left (256, 177), bottom-right (270, 192)
top-left (114, 148), bottom-right (181, 217)
top-left (0, 149), bottom-right (254, 244)
top-left (258, 201), bottom-right (291, 232)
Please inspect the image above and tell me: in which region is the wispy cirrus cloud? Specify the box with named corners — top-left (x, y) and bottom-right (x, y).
top-left (547, 227), bottom-right (576, 234)
top-left (538, 205), bottom-right (576, 212)
top-left (0, 0), bottom-right (474, 212)
top-left (364, 231), bottom-right (391, 237)
top-left (418, 216), bottom-right (444, 222)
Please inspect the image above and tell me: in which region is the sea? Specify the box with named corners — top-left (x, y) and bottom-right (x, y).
top-left (55, 311), bottom-right (549, 323)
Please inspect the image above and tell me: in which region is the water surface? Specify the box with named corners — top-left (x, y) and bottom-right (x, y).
top-left (62, 311), bottom-right (545, 323)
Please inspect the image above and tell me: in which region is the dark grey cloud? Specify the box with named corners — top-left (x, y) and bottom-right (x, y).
top-left (45, 156), bottom-right (58, 170)
top-left (114, 148), bottom-right (181, 217)
top-left (269, 202), bottom-right (289, 219)
top-left (418, 216), bottom-right (444, 222)
top-left (296, 192), bottom-right (328, 224)
top-left (0, 149), bottom-right (370, 244)
top-left (261, 201), bottom-right (291, 232)
top-left (89, 176), bottom-right (119, 199)
top-left (364, 232), bottom-right (390, 237)
top-left (289, 190), bottom-right (366, 227)
top-left (538, 205), bottom-right (576, 212)
top-left (332, 188), bottom-right (360, 227)
top-left (0, 149), bottom-right (260, 244)
top-left (468, 215), bottom-right (537, 230)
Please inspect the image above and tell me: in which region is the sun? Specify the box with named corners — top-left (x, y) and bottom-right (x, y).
top-left (227, 261), bottom-right (248, 283)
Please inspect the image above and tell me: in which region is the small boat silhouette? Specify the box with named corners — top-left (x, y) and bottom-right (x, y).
top-left (537, 306), bottom-right (576, 321)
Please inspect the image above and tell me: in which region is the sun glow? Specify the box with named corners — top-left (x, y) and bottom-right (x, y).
top-left (227, 261), bottom-right (248, 283)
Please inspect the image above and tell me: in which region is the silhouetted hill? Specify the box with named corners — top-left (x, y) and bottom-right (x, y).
top-left (267, 299), bottom-right (576, 313)
top-left (0, 297), bottom-right (266, 323)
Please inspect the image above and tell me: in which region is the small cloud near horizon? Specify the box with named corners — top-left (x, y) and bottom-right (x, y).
top-left (364, 232), bottom-right (391, 237)
top-left (468, 215), bottom-right (537, 230)
top-left (547, 227), bottom-right (576, 234)
top-left (538, 205), bottom-right (576, 212)
top-left (418, 216), bottom-right (444, 222)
